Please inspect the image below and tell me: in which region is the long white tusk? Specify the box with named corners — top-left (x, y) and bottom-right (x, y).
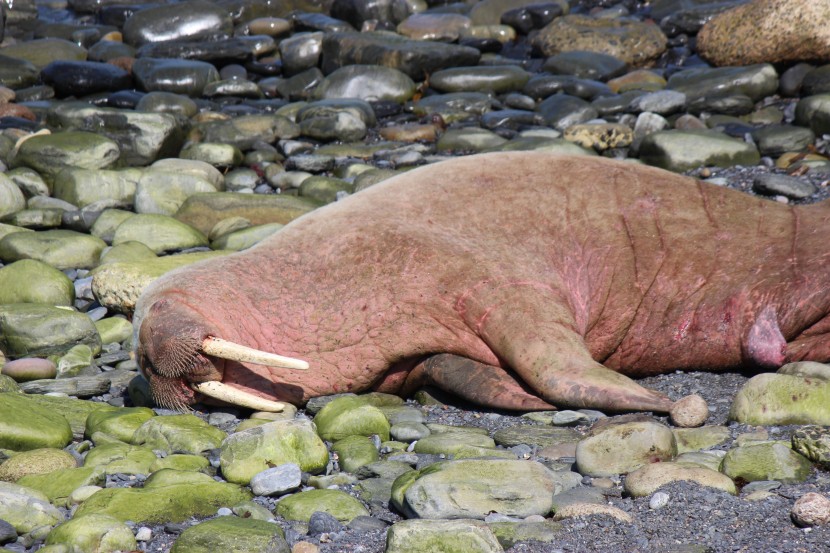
top-left (201, 336), bottom-right (309, 370)
top-left (192, 380), bottom-right (286, 412)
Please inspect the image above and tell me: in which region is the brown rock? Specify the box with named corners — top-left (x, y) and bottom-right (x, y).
top-left (670, 394), bottom-right (709, 428)
top-left (792, 492), bottom-right (830, 527)
top-left (533, 15), bottom-right (667, 67)
top-left (0, 103), bottom-right (35, 121)
top-left (698, 0), bottom-right (830, 66)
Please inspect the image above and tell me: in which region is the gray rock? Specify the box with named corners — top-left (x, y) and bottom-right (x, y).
top-left (752, 174), bottom-right (817, 200)
top-left (12, 131), bottom-right (120, 181)
top-left (795, 94), bottom-right (830, 135)
top-left (628, 90), bottom-right (687, 115)
top-left (0, 229), bottom-right (106, 270)
top-left (750, 124), bottom-right (815, 157)
top-left (134, 171), bottom-right (219, 216)
top-left (250, 463), bottom-right (302, 496)
top-left (279, 31), bottom-right (324, 76)
top-left (638, 129), bottom-right (760, 172)
top-left (667, 64), bottom-right (779, 102)
top-left (0, 482), bottom-right (64, 533)
top-left (575, 417), bottom-right (676, 477)
top-left (52, 168), bottom-right (141, 209)
top-left (542, 50), bottom-right (627, 81)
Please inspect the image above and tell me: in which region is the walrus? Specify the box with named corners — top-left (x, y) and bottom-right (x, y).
top-left (134, 152), bottom-right (830, 417)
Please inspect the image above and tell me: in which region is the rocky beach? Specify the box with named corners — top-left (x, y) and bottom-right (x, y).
top-left (3, 0), bottom-right (830, 551)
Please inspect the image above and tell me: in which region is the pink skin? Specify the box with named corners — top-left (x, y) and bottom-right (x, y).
top-left (134, 152), bottom-right (830, 413)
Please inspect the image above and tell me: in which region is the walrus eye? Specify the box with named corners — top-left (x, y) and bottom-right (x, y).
top-left (200, 336), bottom-right (309, 370)
top-left (191, 380), bottom-right (288, 412)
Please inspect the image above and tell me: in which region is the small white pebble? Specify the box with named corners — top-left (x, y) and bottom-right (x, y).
top-left (135, 527), bottom-right (153, 541)
top-left (649, 491), bottom-right (670, 510)
top-left (217, 507), bottom-right (233, 516)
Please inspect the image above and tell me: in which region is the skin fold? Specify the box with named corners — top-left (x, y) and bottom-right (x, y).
top-left (133, 152), bottom-right (830, 413)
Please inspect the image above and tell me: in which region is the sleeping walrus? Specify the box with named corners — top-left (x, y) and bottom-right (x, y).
top-left (134, 152), bottom-right (830, 418)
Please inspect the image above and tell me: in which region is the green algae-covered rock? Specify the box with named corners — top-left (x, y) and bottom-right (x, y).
top-left (0, 392), bottom-right (73, 450)
top-left (74, 472), bottom-right (252, 523)
top-left (220, 419), bottom-right (329, 485)
top-left (83, 442), bottom-right (158, 475)
top-left (91, 250), bottom-right (228, 314)
top-left (149, 454), bottom-right (210, 473)
top-left (12, 130), bottom-right (120, 181)
top-left (332, 435), bottom-right (379, 473)
top-left (45, 513), bottom-right (137, 552)
top-left (730, 371), bottom-right (830, 425)
top-left (487, 520), bottom-right (562, 549)
top-left (21, 394), bottom-right (116, 437)
top-left (170, 515), bottom-right (289, 553)
top-left (0, 481), bottom-right (64, 533)
top-left (56, 344), bottom-right (95, 378)
top-left (0, 304), bottom-right (102, 359)
top-left (275, 488), bottom-right (369, 523)
top-left (386, 519), bottom-right (504, 553)
top-left (721, 442), bottom-right (813, 484)
top-left (94, 317), bottom-right (133, 345)
top-left (17, 466), bottom-right (106, 505)
top-left (575, 417), bottom-right (676, 477)
top-left (0, 229), bottom-right (107, 270)
top-left (314, 396), bottom-right (391, 441)
top-left (52, 167), bottom-right (141, 209)
top-left (111, 213), bottom-right (208, 254)
top-left (174, 192), bottom-right (319, 235)
top-left (623, 461), bottom-right (737, 498)
top-left (85, 407), bottom-right (156, 443)
top-left (0, 447), bottom-right (76, 482)
top-left (0, 173), bottom-right (25, 219)
top-left (492, 426), bottom-right (579, 448)
top-left (413, 431), bottom-right (497, 456)
top-left (210, 222), bottom-right (283, 251)
top-left (392, 459), bottom-right (558, 520)
top-left (0, 260), bottom-right (75, 306)
top-left (673, 426), bottom-right (731, 454)
top-left (132, 414), bottom-right (226, 454)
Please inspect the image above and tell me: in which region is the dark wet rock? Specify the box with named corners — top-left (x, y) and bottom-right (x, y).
top-left (533, 14), bottom-right (667, 67)
top-left (86, 39), bottom-right (136, 62)
top-left (330, 0), bottom-right (402, 29)
top-left (536, 94), bottom-right (598, 130)
top-left (779, 62), bottom-right (815, 97)
top-left (541, 50), bottom-right (628, 81)
top-left (321, 31), bottom-right (481, 81)
top-left (0, 55), bottom-right (39, 89)
top-left (795, 94), bottom-right (830, 135)
top-left (136, 37), bottom-right (267, 63)
top-left (396, 13), bottom-right (471, 42)
top-left (429, 65), bottom-right (530, 94)
top-left (40, 60), bottom-right (132, 98)
top-left (523, 74), bottom-right (613, 101)
top-left (132, 58), bottom-right (220, 97)
top-left (261, 67), bottom-right (324, 100)
top-left (315, 65), bottom-right (415, 103)
top-left (480, 109), bottom-right (545, 130)
top-left (654, 0), bottom-right (743, 35)
top-left (292, 11), bottom-right (354, 33)
top-left (801, 65), bottom-right (830, 96)
top-left (122, 0), bottom-right (233, 47)
top-left (470, 0), bottom-right (567, 26)
top-left (279, 31), bottom-right (323, 76)
top-left (687, 93), bottom-right (755, 116)
top-left (501, 2), bottom-right (565, 34)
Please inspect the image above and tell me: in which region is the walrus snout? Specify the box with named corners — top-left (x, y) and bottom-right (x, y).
top-left (137, 299), bottom-right (309, 412)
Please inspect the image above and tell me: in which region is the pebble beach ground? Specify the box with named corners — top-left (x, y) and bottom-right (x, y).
top-left (3, 0), bottom-right (830, 552)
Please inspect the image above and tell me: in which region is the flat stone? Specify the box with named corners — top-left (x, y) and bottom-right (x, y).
top-left (168, 516), bottom-right (288, 553)
top-left (624, 461), bottom-right (737, 497)
top-left (275, 489), bottom-right (369, 523)
top-left (386, 519), bottom-right (503, 553)
top-left (321, 31), bottom-right (481, 81)
top-left (667, 64), bottom-right (779, 102)
top-left (722, 442), bottom-right (812, 483)
top-left (131, 58), bottom-right (220, 97)
top-left (638, 129), bottom-right (760, 172)
top-left (0, 303), bottom-right (101, 359)
top-left (575, 417), bottom-right (676, 477)
top-left (122, 0), bottom-right (232, 47)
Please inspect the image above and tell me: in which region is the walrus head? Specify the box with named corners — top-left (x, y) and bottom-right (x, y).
top-left (137, 298), bottom-right (308, 412)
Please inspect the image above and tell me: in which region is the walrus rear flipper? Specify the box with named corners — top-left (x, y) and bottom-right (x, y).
top-left (461, 282), bottom-right (674, 413)
top-left (410, 354), bottom-right (556, 411)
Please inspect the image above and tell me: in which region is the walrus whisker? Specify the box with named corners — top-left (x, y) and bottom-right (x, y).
top-left (191, 380), bottom-right (287, 412)
top-left (201, 336), bottom-right (309, 370)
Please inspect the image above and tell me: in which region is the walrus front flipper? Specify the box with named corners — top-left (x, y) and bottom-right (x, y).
top-left (411, 354), bottom-right (556, 411)
top-left (462, 282), bottom-right (673, 413)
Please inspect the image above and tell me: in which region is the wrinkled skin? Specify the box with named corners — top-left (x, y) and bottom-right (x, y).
top-left (134, 152), bottom-right (830, 413)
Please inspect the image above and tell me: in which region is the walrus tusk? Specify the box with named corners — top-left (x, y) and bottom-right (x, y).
top-left (192, 380), bottom-right (287, 412)
top-left (201, 336), bottom-right (309, 370)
